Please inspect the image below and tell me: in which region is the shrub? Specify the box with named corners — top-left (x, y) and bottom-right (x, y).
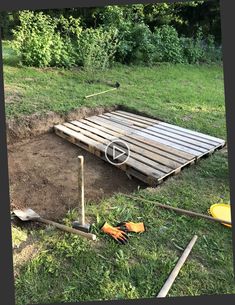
top-left (12, 11), bottom-right (118, 69)
top-left (202, 34), bottom-right (222, 63)
top-left (181, 29), bottom-right (222, 64)
top-left (12, 11), bottom-right (82, 68)
top-left (76, 27), bottom-right (119, 70)
top-left (12, 11), bottom-right (55, 67)
top-left (12, 11), bottom-right (221, 68)
top-left (116, 23), bottom-right (155, 64)
top-left (153, 25), bottom-right (185, 63)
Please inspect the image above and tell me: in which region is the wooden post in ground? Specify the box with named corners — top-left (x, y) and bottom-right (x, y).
top-left (78, 156), bottom-right (85, 226)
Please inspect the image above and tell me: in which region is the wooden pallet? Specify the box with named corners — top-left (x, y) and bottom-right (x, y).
top-left (54, 110), bottom-right (225, 186)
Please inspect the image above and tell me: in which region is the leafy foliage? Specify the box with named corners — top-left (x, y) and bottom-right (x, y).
top-left (12, 12), bottom-right (82, 68)
top-left (12, 8), bottom-right (221, 68)
top-left (12, 11), bottom-right (119, 69)
top-left (153, 25), bottom-right (185, 63)
top-left (75, 27), bottom-right (119, 70)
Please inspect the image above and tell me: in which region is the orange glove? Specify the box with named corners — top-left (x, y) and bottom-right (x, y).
top-left (100, 222), bottom-right (129, 244)
top-left (116, 222), bottom-right (145, 233)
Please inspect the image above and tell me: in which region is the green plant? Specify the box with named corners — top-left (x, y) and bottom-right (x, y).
top-left (117, 23), bottom-right (155, 64)
top-left (153, 25), bottom-right (185, 63)
top-left (12, 11), bottom-right (82, 68)
top-left (202, 34), bottom-right (222, 63)
top-left (76, 27), bottom-right (119, 70)
top-left (181, 29), bottom-right (221, 64)
top-left (12, 11), bottom-right (56, 67)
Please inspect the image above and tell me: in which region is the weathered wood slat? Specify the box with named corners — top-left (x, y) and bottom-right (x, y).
top-left (105, 113), bottom-right (217, 150)
top-left (80, 118), bottom-right (190, 165)
top-left (55, 124), bottom-right (165, 180)
top-left (116, 110), bottom-right (161, 124)
top-left (54, 110), bottom-right (225, 186)
top-left (64, 122), bottom-right (173, 175)
top-left (98, 115), bottom-right (206, 156)
top-left (160, 122), bottom-right (225, 144)
top-left (102, 114), bottom-right (207, 152)
top-left (108, 112), bottom-right (221, 146)
top-left (87, 116), bottom-right (195, 159)
top-left (116, 110), bottom-right (225, 145)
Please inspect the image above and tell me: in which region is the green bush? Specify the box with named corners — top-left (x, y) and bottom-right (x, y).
top-left (116, 23), bottom-right (155, 64)
top-left (181, 29), bottom-right (222, 64)
top-left (12, 11), bottom-right (221, 68)
top-left (12, 11), bottom-right (55, 67)
top-left (201, 34), bottom-right (222, 63)
top-left (12, 11), bottom-right (82, 68)
top-left (153, 25), bottom-right (185, 63)
top-left (12, 11), bottom-right (118, 69)
top-left (76, 27), bottom-right (119, 70)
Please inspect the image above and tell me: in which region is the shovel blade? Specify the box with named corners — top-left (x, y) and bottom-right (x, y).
top-left (13, 208), bottom-right (40, 221)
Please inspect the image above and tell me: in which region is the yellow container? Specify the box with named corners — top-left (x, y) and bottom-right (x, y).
top-left (209, 203), bottom-right (232, 228)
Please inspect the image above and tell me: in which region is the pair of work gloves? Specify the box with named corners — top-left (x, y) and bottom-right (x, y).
top-left (101, 221), bottom-right (145, 244)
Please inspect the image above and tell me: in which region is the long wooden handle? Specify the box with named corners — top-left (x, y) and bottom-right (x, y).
top-left (38, 218), bottom-right (96, 241)
top-left (78, 156), bottom-right (85, 225)
top-left (157, 235), bottom-right (198, 297)
top-left (85, 87), bottom-right (116, 99)
top-left (126, 195), bottom-right (232, 226)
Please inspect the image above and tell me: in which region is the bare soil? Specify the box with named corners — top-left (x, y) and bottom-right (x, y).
top-left (6, 105), bottom-right (118, 145)
top-left (13, 234), bottom-right (41, 277)
top-left (8, 133), bottom-right (145, 221)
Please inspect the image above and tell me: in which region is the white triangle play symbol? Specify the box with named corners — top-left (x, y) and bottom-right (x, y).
top-left (113, 145), bottom-right (126, 160)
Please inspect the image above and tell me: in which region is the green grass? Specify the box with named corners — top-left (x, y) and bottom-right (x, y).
top-left (3, 41), bottom-right (234, 304)
top-left (3, 41), bottom-right (225, 139)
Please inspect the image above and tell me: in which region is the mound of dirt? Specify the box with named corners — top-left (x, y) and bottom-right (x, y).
top-left (6, 105), bottom-right (118, 145)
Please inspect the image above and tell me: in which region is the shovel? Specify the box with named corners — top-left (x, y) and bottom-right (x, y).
top-left (12, 208), bottom-right (96, 241)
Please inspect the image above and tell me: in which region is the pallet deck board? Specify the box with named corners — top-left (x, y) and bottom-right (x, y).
top-left (54, 110), bottom-right (225, 186)
top-left (106, 113), bottom-right (217, 149)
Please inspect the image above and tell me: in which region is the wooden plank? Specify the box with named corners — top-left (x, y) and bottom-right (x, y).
top-left (106, 112), bottom-right (216, 150)
top-left (54, 124), bottom-right (165, 179)
top-left (76, 120), bottom-right (182, 169)
top-left (159, 122), bottom-right (225, 144)
top-left (54, 124), bottom-right (102, 149)
top-left (63, 122), bottom-right (173, 175)
top-left (80, 118), bottom-right (190, 165)
top-left (126, 167), bottom-right (159, 187)
top-left (102, 114), bottom-right (207, 153)
top-left (146, 123), bottom-right (221, 146)
top-left (133, 129), bottom-right (204, 156)
top-left (106, 112), bottom-right (150, 128)
top-left (144, 126), bottom-right (214, 150)
top-left (55, 110), bottom-right (225, 186)
top-left (116, 110), bottom-right (161, 124)
top-left (116, 110), bottom-right (225, 145)
top-left (66, 121), bottom-right (115, 141)
top-left (98, 115), bottom-right (206, 156)
top-left (110, 112), bottom-right (222, 146)
top-left (86, 115), bottom-right (195, 160)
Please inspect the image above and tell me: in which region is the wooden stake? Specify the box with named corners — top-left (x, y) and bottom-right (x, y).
top-left (157, 235), bottom-right (198, 297)
top-left (78, 156), bottom-right (85, 225)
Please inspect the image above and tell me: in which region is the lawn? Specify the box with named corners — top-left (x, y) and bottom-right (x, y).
top-left (3, 40), bottom-right (234, 304)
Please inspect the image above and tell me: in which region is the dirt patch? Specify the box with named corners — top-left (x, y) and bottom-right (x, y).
top-left (8, 133), bottom-right (146, 220)
top-left (13, 235), bottom-right (40, 277)
top-left (6, 104), bottom-right (166, 145)
top-left (4, 84), bottom-right (24, 104)
top-left (6, 105), bottom-right (118, 145)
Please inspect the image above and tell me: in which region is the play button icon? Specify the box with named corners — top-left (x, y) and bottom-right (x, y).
top-left (105, 139), bottom-right (130, 166)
